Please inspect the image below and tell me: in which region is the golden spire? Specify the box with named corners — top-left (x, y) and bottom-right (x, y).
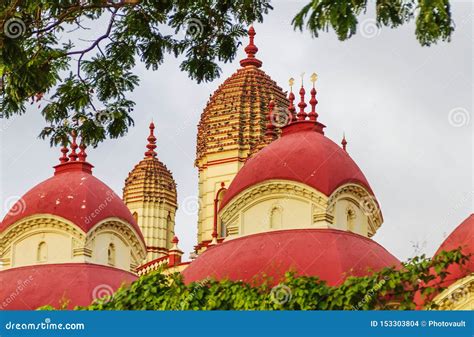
top-left (310, 72), bottom-right (318, 87)
top-left (289, 77), bottom-right (295, 91)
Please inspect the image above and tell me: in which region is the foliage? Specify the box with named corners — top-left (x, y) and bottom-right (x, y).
top-left (68, 248), bottom-right (469, 310)
top-left (292, 0), bottom-right (454, 46)
top-left (0, 0), bottom-right (271, 146)
top-left (0, 1), bottom-right (457, 146)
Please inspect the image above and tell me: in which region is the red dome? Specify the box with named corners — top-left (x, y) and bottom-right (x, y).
top-left (183, 229), bottom-right (400, 286)
top-left (414, 214), bottom-right (473, 308)
top-left (434, 213), bottom-right (473, 287)
top-left (0, 263), bottom-right (136, 309)
top-left (1, 161), bottom-right (144, 243)
top-left (220, 122), bottom-right (374, 209)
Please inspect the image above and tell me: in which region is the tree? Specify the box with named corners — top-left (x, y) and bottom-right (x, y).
top-left (0, 0), bottom-right (455, 146)
top-left (0, 0), bottom-right (272, 146)
top-left (293, 0), bottom-right (454, 47)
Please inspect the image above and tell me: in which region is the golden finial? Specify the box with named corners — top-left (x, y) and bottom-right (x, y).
top-left (289, 77), bottom-right (295, 91)
top-left (310, 72), bottom-right (318, 87)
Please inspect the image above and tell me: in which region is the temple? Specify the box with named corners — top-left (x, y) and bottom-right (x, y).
top-left (0, 27), bottom-right (472, 310)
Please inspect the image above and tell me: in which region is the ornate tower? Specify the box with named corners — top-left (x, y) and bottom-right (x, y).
top-left (195, 26), bottom-right (288, 250)
top-left (124, 122), bottom-right (178, 262)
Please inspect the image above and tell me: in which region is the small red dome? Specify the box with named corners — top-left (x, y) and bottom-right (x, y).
top-left (1, 161), bottom-right (144, 243)
top-left (434, 214), bottom-right (473, 287)
top-left (183, 229), bottom-right (400, 286)
top-left (0, 263), bottom-right (136, 309)
top-left (220, 124), bottom-right (374, 209)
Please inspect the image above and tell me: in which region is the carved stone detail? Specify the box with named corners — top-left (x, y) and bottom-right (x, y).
top-left (433, 274), bottom-right (474, 310)
top-left (327, 184), bottom-right (383, 237)
top-left (86, 219), bottom-right (147, 265)
top-left (220, 180), bottom-right (328, 236)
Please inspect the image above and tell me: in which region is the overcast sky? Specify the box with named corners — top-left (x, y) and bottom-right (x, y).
top-left (1, 1), bottom-right (472, 262)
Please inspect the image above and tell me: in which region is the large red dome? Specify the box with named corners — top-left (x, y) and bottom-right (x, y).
top-left (0, 263), bottom-right (136, 309)
top-left (220, 122), bottom-right (374, 209)
top-left (1, 160), bottom-right (144, 243)
top-left (182, 229), bottom-right (400, 286)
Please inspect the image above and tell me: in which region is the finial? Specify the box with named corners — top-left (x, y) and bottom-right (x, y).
top-left (144, 121), bottom-right (157, 158)
top-left (341, 133), bottom-right (348, 152)
top-left (78, 143), bottom-right (87, 162)
top-left (310, 72), bottom-right (318, 86)
top-left (172, 236), bottom-right (179, 244)
top-left (220, 181), bottom-right (225, 188)
top-left (308, 72), bottom-right (318, 121)
top-left (300, 72), bottom-right (305, 87)
top-left (265, 99), bottom-right (277, 140)
top-left (68, 130), bottom-right (78, 162)
top-left (240, 25), bottom-right (262, 68)
top-left (297, 85), bottom-right (307, 121)
top-left (59, 143), bottom-right (69, 164)
top-left (288, 78), bottom-right (297, 122)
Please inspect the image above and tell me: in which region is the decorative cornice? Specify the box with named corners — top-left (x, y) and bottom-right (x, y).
top-left (86, 219), bottom-right (147, 263)
top-left (0, 215), bottom-right (85, 254)
top-left (432, 274), bottom-right (474, 310)
top-left (0, 215), bottom-right (145, 273)
top-left (327, 184), bottom-right (383, 237)
top-left (220, 180), bottom-right (328, 229)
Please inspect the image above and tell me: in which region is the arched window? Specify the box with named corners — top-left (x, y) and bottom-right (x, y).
top-left (107, 243), bottom-right (116, 266)
top-left (214, 182), bottom-right (227, 239)
top-left (220, 221), bottom-right (226, 237)
top-left (270, 206), bottom-right (283, 229)
top-left (346, 207), bottom-right (356, 232)
top-left (37, 241), bottom-right (47, 262)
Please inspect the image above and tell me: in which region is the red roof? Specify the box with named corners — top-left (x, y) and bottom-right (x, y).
top-left (0, 263), bottom-right (137, 309)
top-left (182, 229), bottom-right (400, 286)
top-left (220, 124), bottom-right (374, 209)
top-left (0, 161), bottom-right (144, 243)
top-left (414, 214), bottom-right (473, 308)
top-left (434, 213), bottom-right (473, 287)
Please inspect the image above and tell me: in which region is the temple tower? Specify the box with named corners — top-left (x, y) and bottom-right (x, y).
top-left (195, 26), bottom-right (288, 250)
top-left (124, 122), bottom-right (178, 262)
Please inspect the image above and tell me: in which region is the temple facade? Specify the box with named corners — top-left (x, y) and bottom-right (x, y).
top-left (0, 27), bottom-right (472, 310)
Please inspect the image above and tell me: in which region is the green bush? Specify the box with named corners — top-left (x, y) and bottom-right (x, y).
top-left (69, 248), bottom-right (469, 311)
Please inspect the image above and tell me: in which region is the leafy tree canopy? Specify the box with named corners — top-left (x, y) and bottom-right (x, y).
top-left (1, 0), bottom-right (454, 146)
